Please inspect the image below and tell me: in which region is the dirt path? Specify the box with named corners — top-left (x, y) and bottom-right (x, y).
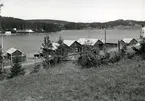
top-left (4, 59), bottom-right (42, 69)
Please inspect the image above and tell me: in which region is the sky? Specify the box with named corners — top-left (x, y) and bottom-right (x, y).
top-left (0, 0), bottom-right (144, 22)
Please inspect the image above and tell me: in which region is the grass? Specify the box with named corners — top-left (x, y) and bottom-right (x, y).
top-left (0, 57), bottom-right (145, 101)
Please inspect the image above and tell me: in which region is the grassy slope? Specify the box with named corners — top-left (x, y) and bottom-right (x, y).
top-left (0, 58), bottom-right (145, 101)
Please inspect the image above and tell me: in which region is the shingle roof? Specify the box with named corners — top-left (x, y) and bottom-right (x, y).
top-left (77, 38), bottom-right (102, 46)
top-left (63, 40), bottom-right (75, 46)
top-left (122, 38), bottom-right (134, 44)
top-left (6, 47), bottom-right (22, 54)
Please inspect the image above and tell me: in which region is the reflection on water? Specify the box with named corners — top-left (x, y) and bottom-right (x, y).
top-left (0, 29), bottom-right (140, 56)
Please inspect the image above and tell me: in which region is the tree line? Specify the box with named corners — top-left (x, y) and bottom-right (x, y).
top-left (0, 17), bottom-right (145, 32)
top-left (0, 17), bottom-right (61, 32)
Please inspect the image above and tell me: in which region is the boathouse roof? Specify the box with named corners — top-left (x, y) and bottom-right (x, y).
top-left (63, 40), bottom-right (75, 46)
top-left (6, 47), bottom-right (20, 54)
top-left (122, 38), bottom-right (136, 44)
top-left (77, 38), bottom-right (103, 46)
top-left (6, 47), bottom-right (25, 55)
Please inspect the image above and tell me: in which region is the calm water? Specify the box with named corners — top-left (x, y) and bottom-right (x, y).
top-left (0, 29), bottom-right (141, 56)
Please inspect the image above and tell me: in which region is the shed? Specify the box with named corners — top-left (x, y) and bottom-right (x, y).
top-left (53, 41), bottom-right (70, 55)
top-left (6, 47), bottom-right (26, 62)
top-left (120, 40), bottom-right (127, 46)
top-left (93, 39), bottom-right (104, 50)
top-left (63, 40), bottom-right (75, 53)
top-left (70, 41), bottom-right (83, 53)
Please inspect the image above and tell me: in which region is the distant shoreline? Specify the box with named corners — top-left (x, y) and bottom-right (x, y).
top-left (1, 17), bottom-right (144, 33)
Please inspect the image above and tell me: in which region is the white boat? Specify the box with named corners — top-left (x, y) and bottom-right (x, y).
top-left (5, 31), bottom-right (11, 35)
top-left (16, 29), bottom-right (34, 33)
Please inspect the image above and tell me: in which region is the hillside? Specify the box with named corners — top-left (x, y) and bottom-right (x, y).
top-left (1, 17), bottom-right (145, 31)
top-left (1, 17), bottom-right (62, 32)
top-left (0, 58), bottom-right (145, 101)
top-left (27, 19), bottom-right (70, 25)
top-left (28, 19), bottom-right (145, 29)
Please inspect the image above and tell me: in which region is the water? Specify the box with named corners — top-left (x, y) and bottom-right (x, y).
top-left (0, 29), bottom-right (141, 56)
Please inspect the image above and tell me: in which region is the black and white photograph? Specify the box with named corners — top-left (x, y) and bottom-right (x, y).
top-left (0, 0), bottom-right (145, 101)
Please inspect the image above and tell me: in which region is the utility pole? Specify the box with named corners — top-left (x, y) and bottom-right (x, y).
top-left (118, 40), bottom-right (121, 53)
top-left (0, 4), bottom-right (3, 31)
top-left (141, 25), bottom-right (144, 39)
top-left (0, 3), bottom-right (4, 71)
top-left (104, 26), bottom-right (107, 53)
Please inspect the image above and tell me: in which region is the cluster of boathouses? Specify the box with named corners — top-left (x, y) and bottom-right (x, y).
top-left (3, 37), bottom-right (139, 62)
top-left (2, 26), bottom-right (145, 62)
top-left (50, 37), bottom-right (138, 54)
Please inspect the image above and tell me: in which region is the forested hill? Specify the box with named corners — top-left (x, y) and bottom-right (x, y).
top-left (1, 17), bottom-right (145, 32)
top-left (1, 17), bottom-right (62, 32)
top-left (27, 19), bottom-right (70, 25)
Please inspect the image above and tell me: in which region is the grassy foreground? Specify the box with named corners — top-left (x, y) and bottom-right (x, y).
top-left (0, 57), bottom-right (145, 101)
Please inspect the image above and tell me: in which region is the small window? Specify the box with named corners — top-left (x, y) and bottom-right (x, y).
top-left (75, 48), bottom-right (78, 52)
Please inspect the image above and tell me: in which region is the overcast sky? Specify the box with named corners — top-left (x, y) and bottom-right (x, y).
top-left (1, 0), bottom-right (145, 22)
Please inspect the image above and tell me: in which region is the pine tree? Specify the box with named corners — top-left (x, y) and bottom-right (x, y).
top-left (42, 36), bottom-right (53, 51)
top-left (57, 35), bottom-right (63, 45)
top-left (56, 35), bottom-right (68, 62)
top-left (8, 56), bottom-right (25, 78)
top-left (56, 35), bottom-right (65, 56)
top-left (42, 36), bottom-right (53, 67)
top-left (0, 45), bottom-right (6, 80)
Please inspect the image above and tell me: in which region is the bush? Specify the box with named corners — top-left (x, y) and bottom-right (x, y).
top-left (76, 44), bottom-right (136, 68)
top-left (91, 47), bottom-right (100, 55)
top-left (132, 38), bottom-right (145, 59)
top-left (108, 52), bottom-right (121, 63)
top-left (126, 52), bottom-right (136, 59)
top-left (77, 52), bottom-right (101, 68)
top-left (132, 47), bottom-right (140, 55)
top-left (31, 64), bottom-right (41, 74)
top-left (76, 45), bottom-right (101, 68)
top-left (99, 52), bottom-right (110, 65)
top-left (77, 51), bottom-right (123, 68)
top-left (0, 69), bottom-right (7, 81)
